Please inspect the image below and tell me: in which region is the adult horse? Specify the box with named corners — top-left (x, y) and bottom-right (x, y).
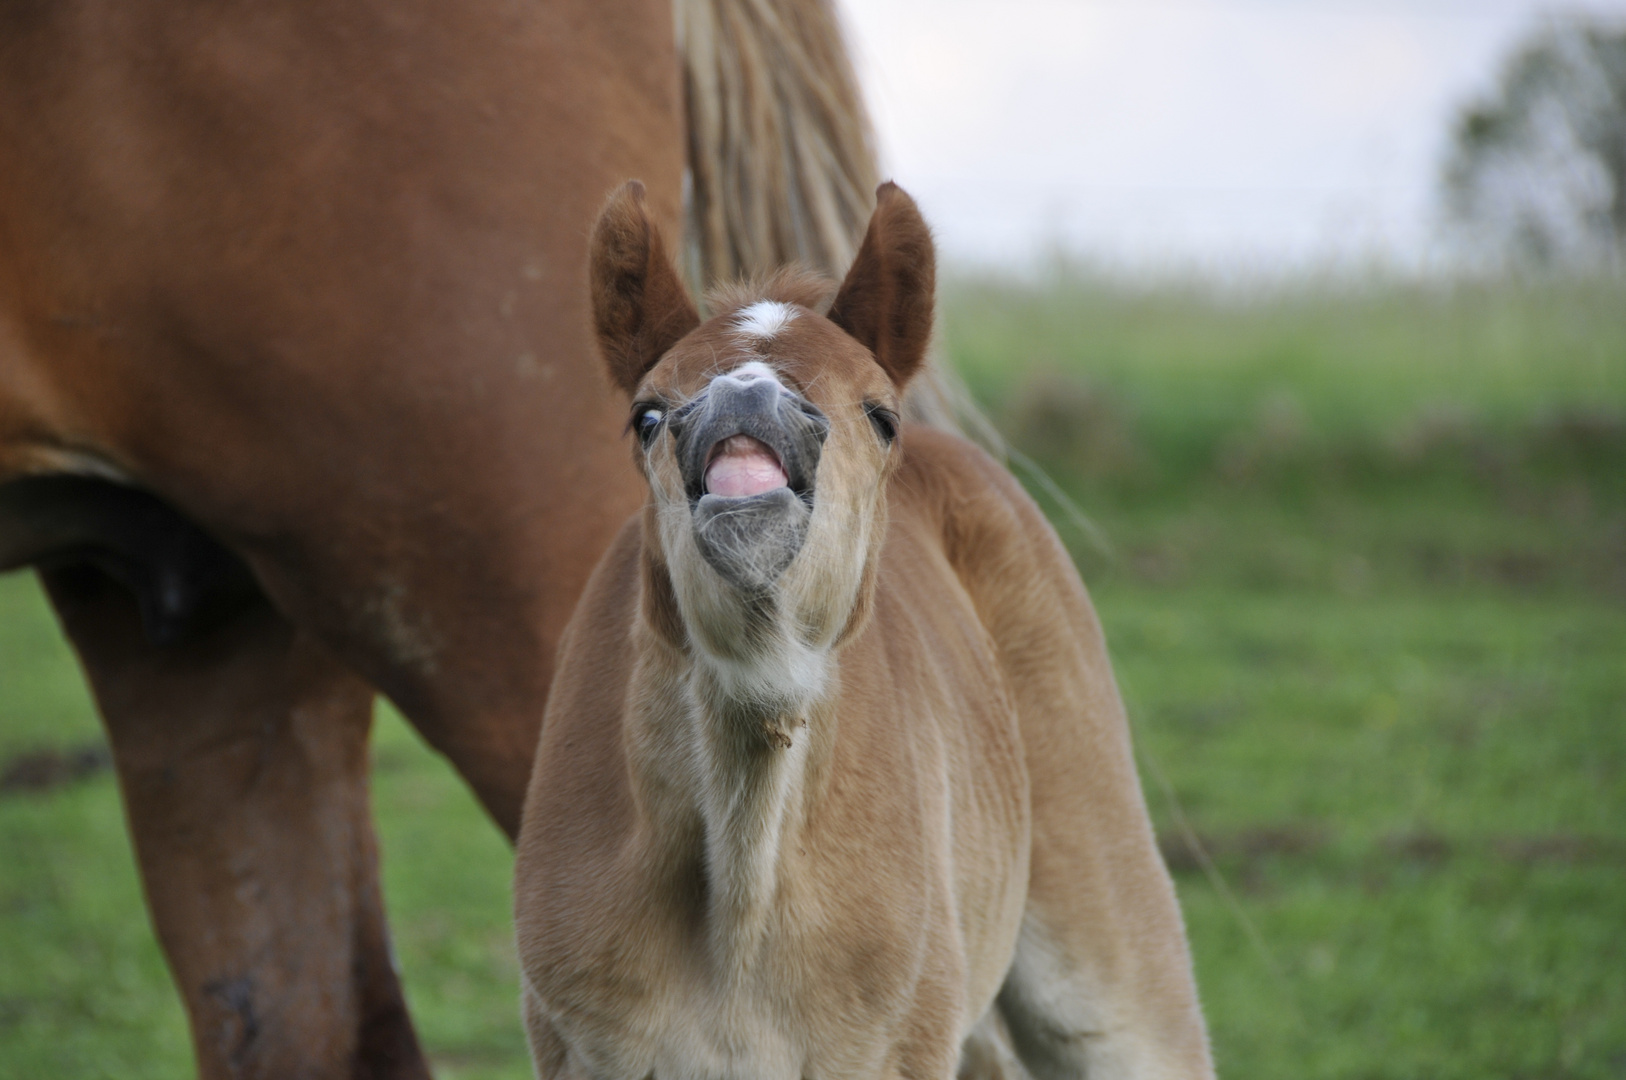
top-left (0, 1), bottom-right (883, 1075)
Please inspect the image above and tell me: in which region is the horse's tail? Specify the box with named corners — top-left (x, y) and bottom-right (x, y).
top-left (675, 0), bottom-right (874, 287)
top-left (676, 0), bottom-right (1000, 446)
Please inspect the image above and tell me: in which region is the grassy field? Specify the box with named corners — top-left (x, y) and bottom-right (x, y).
top-left (2, 273), bottom-right (1623, 1078)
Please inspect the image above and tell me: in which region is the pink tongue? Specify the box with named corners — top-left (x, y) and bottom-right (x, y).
top-left (704, 435), bottom-right (788, 497)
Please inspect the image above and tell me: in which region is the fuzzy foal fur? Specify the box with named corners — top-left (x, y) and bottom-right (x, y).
top-left (514, 183), bottom-right (1214, 1080)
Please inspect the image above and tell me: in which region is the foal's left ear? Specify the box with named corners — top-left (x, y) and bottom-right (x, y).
top-left (589, 181), bottom-right (701, 396)
top-left (827, 182), bottom-right (936, 389)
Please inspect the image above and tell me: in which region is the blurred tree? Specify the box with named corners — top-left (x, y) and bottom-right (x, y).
top-left (1442, 16), bottom-right (1626, 269)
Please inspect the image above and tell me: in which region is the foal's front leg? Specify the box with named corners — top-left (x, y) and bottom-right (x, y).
top-left (42, 565), bottom-right (429, 1080)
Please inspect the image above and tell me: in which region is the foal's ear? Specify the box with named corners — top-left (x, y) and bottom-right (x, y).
top-left (589, 181), bottom-right (701, 396)
top-left (827, 182), bottom-right (936, 389)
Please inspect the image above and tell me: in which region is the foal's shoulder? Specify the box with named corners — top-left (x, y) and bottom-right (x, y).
top-left (891, 424), bottom-right (1086, 605)
top-left (892, 424), bottom-right (1050, 545)
top-left (891, 425), bottom-right (1117, 699)
top-left (894, 423), bottom-right (1017, 493)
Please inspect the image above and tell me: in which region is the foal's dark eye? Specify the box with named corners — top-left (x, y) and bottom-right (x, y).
top-left (864, 403), bottom-right (899, 444)
top-left (632, 404), bottom-right (665, 447)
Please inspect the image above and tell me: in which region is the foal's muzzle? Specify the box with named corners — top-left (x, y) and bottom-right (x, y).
top-left (668, 370), bottom-right (829, 591)
top-left (670, 370), bottom-right (828, 505)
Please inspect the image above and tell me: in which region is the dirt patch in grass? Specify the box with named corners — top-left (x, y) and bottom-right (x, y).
top-left (1160, 826), bottom-right (1626, 877)
top-left (0, 743), bottom-right (110, 797)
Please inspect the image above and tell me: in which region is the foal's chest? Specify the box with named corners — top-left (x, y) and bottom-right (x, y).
top-left (531, 900), bottom-right (947, 1080)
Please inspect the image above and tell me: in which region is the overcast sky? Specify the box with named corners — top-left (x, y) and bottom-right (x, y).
top-left (839, 0), bottom-right (1626, 271)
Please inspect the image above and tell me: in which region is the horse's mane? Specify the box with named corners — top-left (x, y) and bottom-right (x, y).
top-left (677, 0), bottom-right (1001, 448)
top-left (676, 0), bottom-right (874, 287)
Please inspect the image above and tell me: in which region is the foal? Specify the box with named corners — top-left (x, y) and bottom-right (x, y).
top-left (514, 182), bottom-right (1214, 1080)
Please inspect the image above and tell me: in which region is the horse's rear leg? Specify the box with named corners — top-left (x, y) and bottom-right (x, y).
top-left (993, 768), bottom-right (1213, 1080)
top-left (986, 571), bottom-right (1212, 1078)
top-left (41, 564), bottom-right (429, 1080)
top-left (958, 1006), bottom-right (1026, 1080)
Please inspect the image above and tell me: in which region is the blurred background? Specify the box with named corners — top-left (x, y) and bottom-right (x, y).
top-left (851, 0), bottom-right (1626, 274)
top-left (3, 1), bottom-right (1623, 1077)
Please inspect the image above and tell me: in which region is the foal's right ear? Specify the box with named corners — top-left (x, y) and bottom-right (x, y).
top-left (589, 181), bottom-right (701, 396)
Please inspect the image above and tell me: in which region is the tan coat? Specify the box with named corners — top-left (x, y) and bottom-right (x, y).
top-left (515, 183), bottom-right (1213, 1080)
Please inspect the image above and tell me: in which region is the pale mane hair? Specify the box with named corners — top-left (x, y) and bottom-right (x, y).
top-left (676, 0), bottom-right (875, 286)
top-left (677, 0), bottom-right (1002, 447)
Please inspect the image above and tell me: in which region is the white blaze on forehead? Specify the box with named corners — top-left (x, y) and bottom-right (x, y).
top-left (732, 300), bottom-right (798, 341)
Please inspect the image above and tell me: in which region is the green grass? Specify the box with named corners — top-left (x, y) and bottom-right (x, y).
top-left (3, 274), bottom-right (1624, 1078)
top-left (1113, 588), bottom-right (1625, 1078)
top-left (947, 272), bottom-right (1626, 437)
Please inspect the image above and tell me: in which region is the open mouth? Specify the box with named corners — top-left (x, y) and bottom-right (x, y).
top-left (681, 396), bottom-right (824, 590)
top-left (703, 435), bottom-right (789, 498)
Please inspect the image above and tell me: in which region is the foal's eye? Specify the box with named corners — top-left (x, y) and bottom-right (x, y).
top-left (632, 404), bottom-right (665, 446)
top-left (864, 403), bottom-right (899, 444)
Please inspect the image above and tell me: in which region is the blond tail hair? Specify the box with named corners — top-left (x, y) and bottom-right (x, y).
top-left (676, 0), bottom-right (1001, 447)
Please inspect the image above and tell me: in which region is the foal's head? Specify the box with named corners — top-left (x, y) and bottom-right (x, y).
top-left (588, 181), bottom-right (934, 704)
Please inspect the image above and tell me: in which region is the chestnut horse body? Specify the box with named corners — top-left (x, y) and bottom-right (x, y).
top-left (0, 1), bottom-right (875, 1075)
top-left (514, 184), bottom-right (1213, 1080)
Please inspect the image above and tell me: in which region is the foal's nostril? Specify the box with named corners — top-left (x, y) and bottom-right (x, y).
top-left (709, 376), bottom-right (783, 416)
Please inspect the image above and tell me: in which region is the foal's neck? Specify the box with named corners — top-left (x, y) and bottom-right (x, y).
top-left (637, 608), bottom-right (837, 970)
top-left (697, 670), bottom-right (819, 961)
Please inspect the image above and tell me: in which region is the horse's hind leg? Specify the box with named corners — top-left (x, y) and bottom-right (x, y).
top-left (994, 842), bottom-right (1211, 1080)
top-left (41, 564), bottom-right (429, 1080)
top-left (958, 1006), bottom-right (1027, 1080)
top-left (993, 711), bottom-right (1213, 1080)
top-left (957, 490), bottom-right (1213, 1080)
